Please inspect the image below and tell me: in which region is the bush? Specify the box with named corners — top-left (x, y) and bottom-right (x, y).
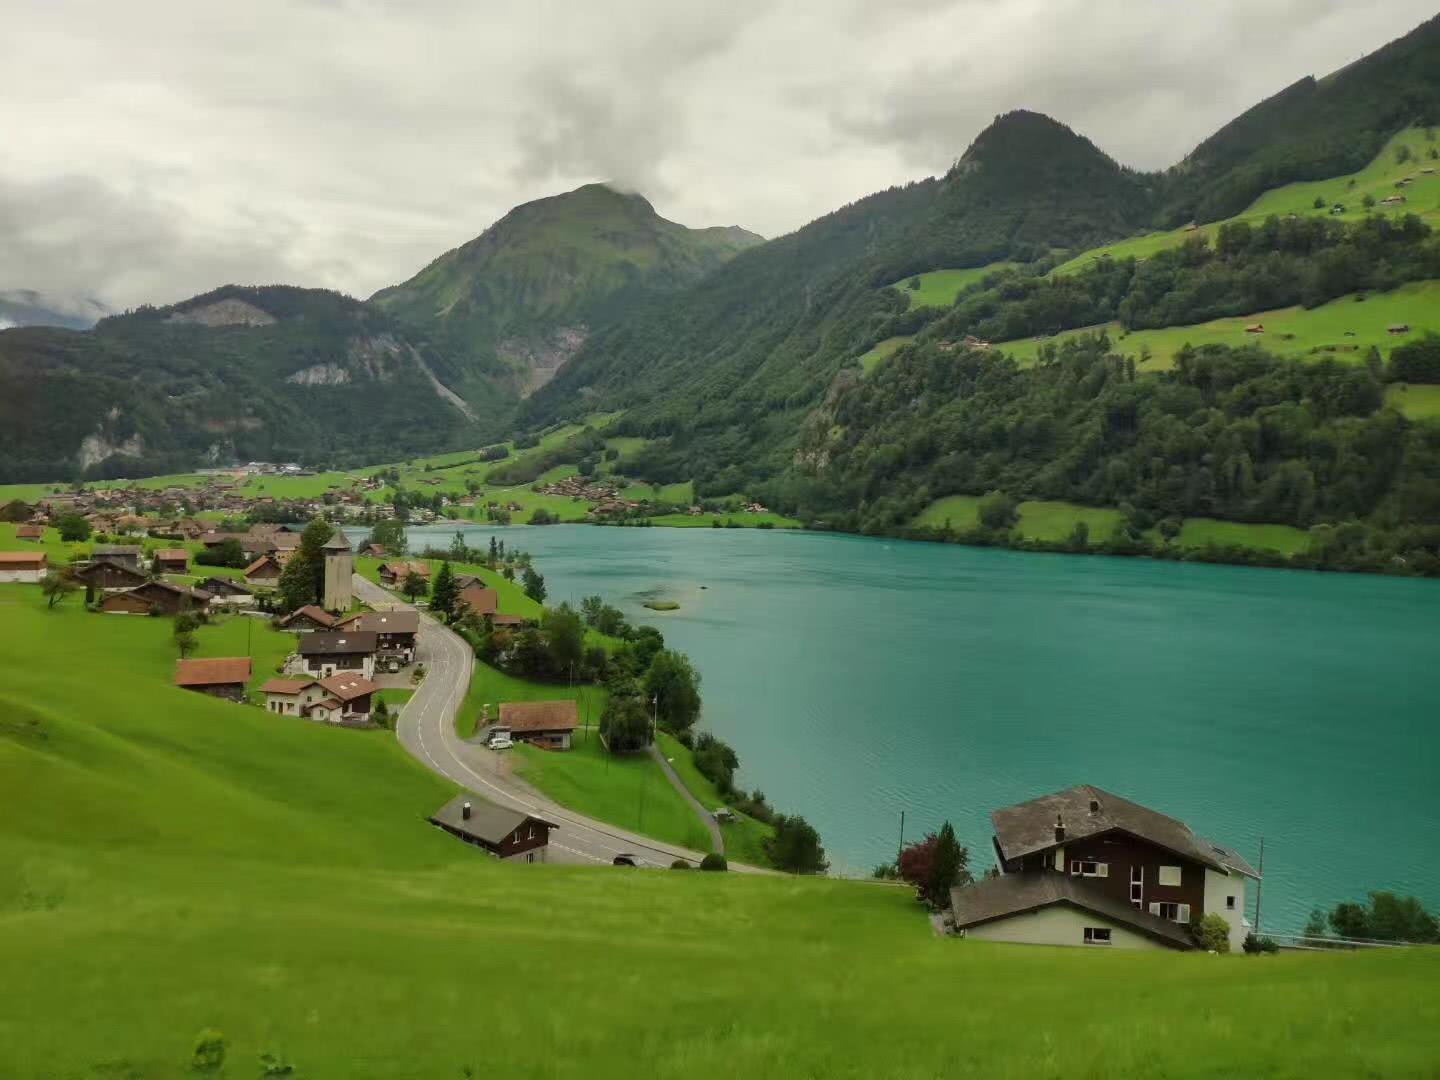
top-left (190, 1029), bottom-right (227, 1073)
top-left (699, 853), bottom-right (728, 872)
top-left (1191, 912), bottom-right (1232, 952)
top-left (1243, 932), bottom-right (1279, 954)
top-left (670, 859), bottom-right (691, 870)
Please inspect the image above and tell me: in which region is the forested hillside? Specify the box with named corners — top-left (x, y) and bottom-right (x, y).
top-left (373, 183), bottom-right (762, 393)
top-left (0, 286), bottom-right (505, 482)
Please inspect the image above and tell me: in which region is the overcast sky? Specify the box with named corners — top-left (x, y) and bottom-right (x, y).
top-left (2, 0), bottom-right (1434, 311)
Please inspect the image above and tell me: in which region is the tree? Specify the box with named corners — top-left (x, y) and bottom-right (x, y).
top-left (278, 518), bottom-right (333, 612)
top-left (430, 560), bottom-right (458, 622)
top-left (767, 814), bottom-right (828, 874)
top-left (39, 568), bottom-right (79, 609)
top-left (196, 538), bottom-right (246, 568)
top-left (1312, 195), bottom-right (1326, 210)
top-left (365, 518), bottom-right (407, 556)
top-left (57, 514), bottom-right (91, 542)
top-left (1066, 520), bottom-right (1090, 552)
top-left (448, 531), bottom-right (468, 562)
top-left (543, 603), bottom-right (585, 676)
top-left (644, 649), bottom-right (702, 731)
top-left (373, 696), bottom-right (391, 730)
top-left (1396, 143), bottom-right (1413, 164)
top-left (522, 566), bottom-right (547, 603)
top-left (174, 616), bottom-right (198, 659)
top-left (1326, 891), bottom-right (1440, 942)
top-left (977, 490), bottom-right (1018, 531)
top-left (599, 693), bottom-right (651, 751)
top-left (401, 570), bottom-right (428, 602)
top-left (1362, 193), bottom-right (1376, 209)
top-left (927, 821), bottom-right (969, 907)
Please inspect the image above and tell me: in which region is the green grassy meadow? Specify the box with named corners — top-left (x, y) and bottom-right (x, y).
top-left (2, 586), bottom-right (1439, 1076)
top-left (888, 263), bottom-right (1017, 309)
top-left (1386, 382), bottom-right (1440, 419)
top-left (655, 730), bottom-right (774, 866)
top-left (858, 334), bottom-right (914, 374)
top-left (1173, 518), bottom-right (1311, 556)
top-left (1052, 128), bottom-right (1440, 277)
top-left (996, 280), bottom-right (1440, 371)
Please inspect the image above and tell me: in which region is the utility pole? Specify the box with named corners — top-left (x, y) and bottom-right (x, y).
top-left (1253, 836), bottom-right (1265, 937)
top-left (897, 810), bottom-right (905, 866)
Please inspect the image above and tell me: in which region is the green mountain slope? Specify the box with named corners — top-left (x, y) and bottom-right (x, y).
top-left (3, 590), bottom-right (1437, 1076)
top-left (0, 285), bottom-right (508, 482)
top-left (1164, 13), bottom-right (1440, 223)
top-left (521, 111), bottom-right (1151, 484)
top-left (372, 183), bottom-right (763, 393)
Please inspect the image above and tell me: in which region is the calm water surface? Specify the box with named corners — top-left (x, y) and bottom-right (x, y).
top-left (386, 524), bottom-right (1439, 929)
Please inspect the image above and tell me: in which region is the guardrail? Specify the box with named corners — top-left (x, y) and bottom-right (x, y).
top-left (1262, 932), bottom-right (1438, 951)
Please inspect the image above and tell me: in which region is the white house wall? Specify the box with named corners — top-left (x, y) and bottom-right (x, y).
top-left (1203, 869), bottom-right (1249, 952)
top-left (963, 905), bottom-right (1171, 951)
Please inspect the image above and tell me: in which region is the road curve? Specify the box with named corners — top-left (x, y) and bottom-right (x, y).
top-left (353, 574), bottom-right (741, 869)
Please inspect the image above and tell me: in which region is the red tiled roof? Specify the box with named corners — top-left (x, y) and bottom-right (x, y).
top-left (155, 548), bottom-right (189, 561)
top-left (318, 673), bottom-right (377, 702)
top-left (173, 657), bottom-right (252, 687)
top-left (0, 551), bottom-right (46, 567)
top-left (458, 586), bottom-right (497, 615)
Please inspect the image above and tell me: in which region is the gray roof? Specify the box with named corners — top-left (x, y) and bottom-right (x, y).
top-left (1199, 837), bottom-right (1260, 880)
top-left (950, 872), bottom-right (1195, 949)
top-left (339, 610), bottom-right (419, 635)
top-left (92, 544), bottom-right (141, 556)
top-left (322, 532), bottom-right (352, 552)
top-left (429, 795), bottom-right (555, 845)
top-left (297, 630), bottom-right (377, 656)
top-left (991, 785), bottom-right (1235, 874)
top-left (198, 577), bottom-right (253, 595)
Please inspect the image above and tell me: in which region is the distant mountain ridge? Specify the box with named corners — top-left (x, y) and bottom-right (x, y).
top-left (372, 182), bottom-right (763, 394)
top-left (0, 289), bottom-right (109, 331)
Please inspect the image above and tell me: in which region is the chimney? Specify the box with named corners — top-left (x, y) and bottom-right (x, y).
top-left (462, 801), bottom-right (471, 821)
top-left (1054, 813), bottom-right (1065, 843)
top-left (1089, 798), bottom-right (1100, 814)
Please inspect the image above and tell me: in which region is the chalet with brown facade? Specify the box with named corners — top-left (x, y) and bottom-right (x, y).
top-left (75, 558), bottom-right (148, 593)
top-left (337, 609), bottom-right (419, 665)
top-left (173, 657), bottom-right (252, 702)
top-left (14, 524), bottom-right (44, 540)
top-left (277, 605), bottom-right (338, 632)
top-left (261, 673), bottom-right (377, 723)
top-left (457, 585), bottom-right (497, 618)
top-left (197, 577), bottom-right (254, 606)
top-left (429, 795), bottom-right (555, 862)
top-left (244, 554), bottom-right (285, 589)
top-left (91, 544), bottom-right (142, 571)
top-left (153, 548), bottom-right (190, 574)
top-left (100, 580), bottom-right (211, 616)
top-left (0, 551), bottom-right (47, 583)
top-left (378, 561), bottom-right (430, 588)
top-left (950, 785), bottom-right (1259, 953)
top-left (499, 699), bottom-right (577, 750)
top-left (292, 630), bottom-right (377, 679)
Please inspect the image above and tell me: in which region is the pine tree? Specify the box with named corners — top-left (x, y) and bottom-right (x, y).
top-left (279, 517), bottom-right (333, 612)
top-left (430, 560), bottom-right (459, 623)
top-left (926, 821), bottom-right (971, 908)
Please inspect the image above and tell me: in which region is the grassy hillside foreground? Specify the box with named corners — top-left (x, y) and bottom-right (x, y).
top-left (1, 586), bottom-right (1439, 1076)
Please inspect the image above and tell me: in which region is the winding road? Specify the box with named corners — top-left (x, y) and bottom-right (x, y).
top-left (353, 574), bottom-right (738, 869)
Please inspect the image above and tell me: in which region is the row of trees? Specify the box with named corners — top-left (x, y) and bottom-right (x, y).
top-left (1303, 891), bottom-right (1439, 944)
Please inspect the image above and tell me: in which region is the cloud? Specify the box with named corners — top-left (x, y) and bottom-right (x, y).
top-left (0, 0), bottom-right (1433, 309)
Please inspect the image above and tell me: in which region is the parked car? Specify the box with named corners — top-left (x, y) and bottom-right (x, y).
top-left (612, 853), bottom-right (639, 867)
top-left (487, 733), bottom-right (513, 751)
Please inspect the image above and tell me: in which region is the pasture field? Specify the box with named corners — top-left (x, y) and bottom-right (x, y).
top-left (996, 281), bottom-right (1440, 371)
top-left (1, 586), bottom-right (1437, 1077)
top-left (1172, 518), bottom-right (1312, 556)
top-left (1052, 128), bottom-right (1440, 277)
top-left (858, 334), bottom-right (914, 374)
top-left (888, 262), bottom-right (1017, 309)
top-left (1385, 382), bottom-right (1440, 420)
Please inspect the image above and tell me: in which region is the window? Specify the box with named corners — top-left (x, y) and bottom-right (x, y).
top-left (1150, 902), bottom-right (1191, 923)
top-left (1226, 895), bottom-right (1236, 910)
top-left (1157, 865), bottom-right (1183, 887)
top-left (1083, 927), bottom-right (1112, 945)
top-left (528, 826), bottom-right (536, 840)
top-left (1069, 860), bottom-right (1109, 878)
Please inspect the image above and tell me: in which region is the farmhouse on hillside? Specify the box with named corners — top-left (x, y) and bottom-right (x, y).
top-left (0, 551), bottom-right (47, 583)
top-left (499, 699), bottom-right (578, 750)
top-left (277, 605), bottom-right (338, 632)
top-left (173, 657), bottom-right (252, 702)
top-left (291, 630), bottom-right (378, 679)
top-left (428, 795), bottom-right (556, 862)
top-left (949, 785), bottom-right (1260, 953)
top-left (153, 548), bottom-right (190, 574)
top-left (457, 585), bottom-right (498, 618)
top-left (14, 524), bottom-right (43, 541)
top-left (244, 554), bottom-right (285, 589)
top-left (378, 560), bottom-right (430, 588)
top-left (91, 544), bottom-right (142, 571)
top-left (261, 674), bottom-right (377, 723)
top-left (74, 558), bottom-right (148, 593)
top-left (99, 580), bottom-right (212, 616)
top-left (197, 577), bottom-right (254, 606)
top-left (336, 609), bottom-right (419, 666)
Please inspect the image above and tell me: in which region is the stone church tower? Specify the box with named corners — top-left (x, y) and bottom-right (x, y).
top-left (322, 531), bottom-right (353, 612)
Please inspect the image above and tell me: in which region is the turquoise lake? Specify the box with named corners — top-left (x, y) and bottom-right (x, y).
top-left (389, 524), bottom-right (1440, 931)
